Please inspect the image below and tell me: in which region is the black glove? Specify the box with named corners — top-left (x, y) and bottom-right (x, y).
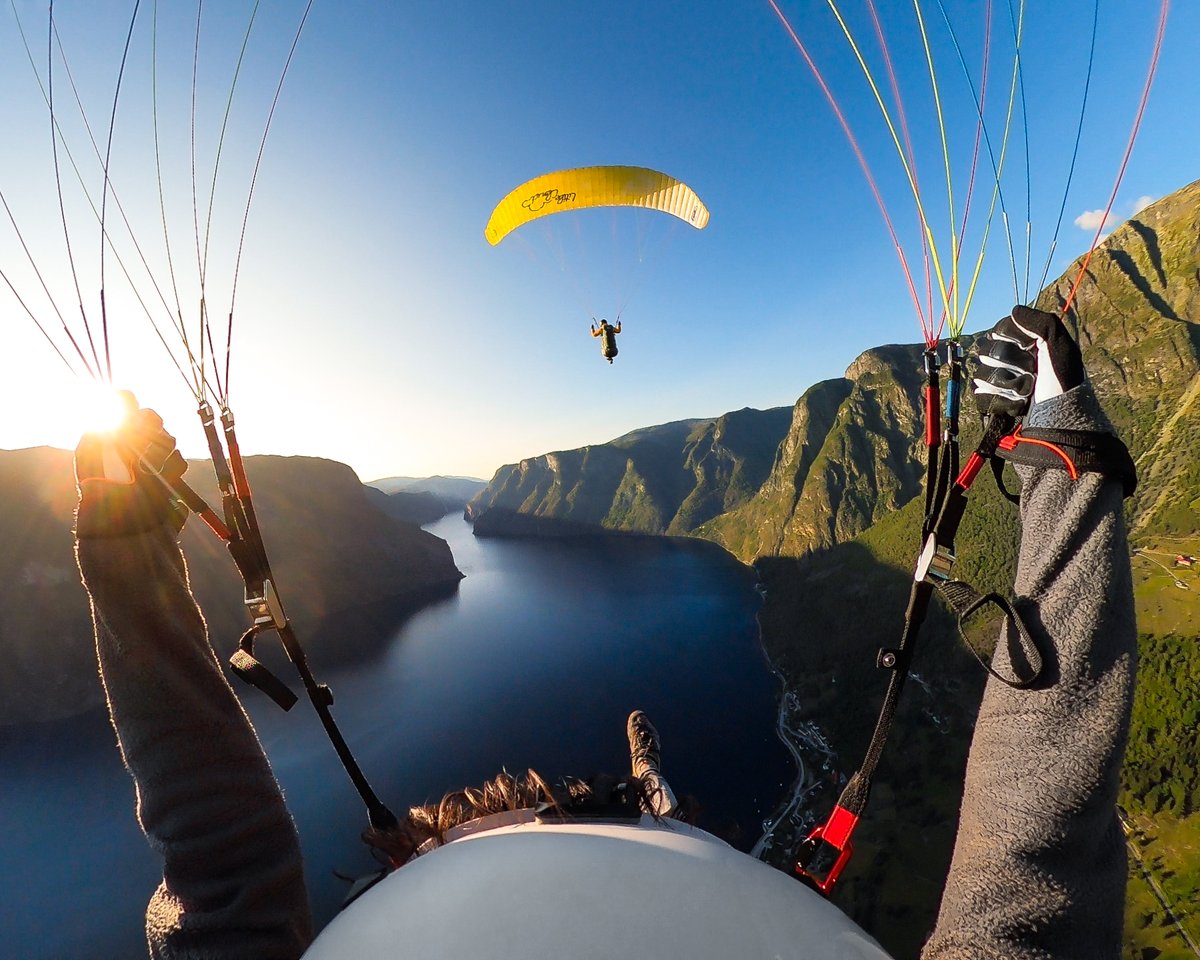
top-left (75, 393), bottom-right (188, 538)
top-left (973, 305), bottom-right (1085, 420)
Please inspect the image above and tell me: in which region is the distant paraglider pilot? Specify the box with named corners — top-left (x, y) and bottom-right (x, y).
top-left (590, 318), bottom-right (621, 363)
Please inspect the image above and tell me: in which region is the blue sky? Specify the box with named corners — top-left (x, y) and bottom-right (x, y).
top-left (1, 1), bottom-right (1195, 481)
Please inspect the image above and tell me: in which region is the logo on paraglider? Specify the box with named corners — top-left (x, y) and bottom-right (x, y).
top-left (522, 188), bottom-right (577, 212)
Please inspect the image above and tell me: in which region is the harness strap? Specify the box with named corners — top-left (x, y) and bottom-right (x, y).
top-left (996, 426), bottom-right (1137, 497)
top-left (230, 625), bottom-right (299, 711)
top-left (933, 579), bottom-right (1042, 689)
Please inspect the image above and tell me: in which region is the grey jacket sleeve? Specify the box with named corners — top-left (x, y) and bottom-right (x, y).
top-left (922, 384), bottom-right (1137, 960)
top-left (77, 518), bottom-right (314, 960)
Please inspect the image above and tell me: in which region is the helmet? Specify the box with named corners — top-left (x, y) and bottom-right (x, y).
top-left (303, 814), bottom-right (892, 959)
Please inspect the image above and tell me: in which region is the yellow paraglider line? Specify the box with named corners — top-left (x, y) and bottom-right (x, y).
top-left (908, 0), bottom-right (960, 333)
top-left (821, 0), bottom-right (952, 340)
top-left (943, 0), bottom-right (1027, 338)
top-left (768, 0), bottom-right (932, 344)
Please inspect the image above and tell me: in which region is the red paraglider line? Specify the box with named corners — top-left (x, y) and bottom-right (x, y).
top-left (768, 0), bottom-right (935, 347)
top-left (1062, 0), bottom-right (1169, 318)
top-left (864, 0), bottom-right (934, 330)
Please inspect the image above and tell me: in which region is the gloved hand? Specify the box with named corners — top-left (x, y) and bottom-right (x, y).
top-left (973, 305), bottom-right (1085, 420)
top-left (75, 392), bottom-right (188, 538)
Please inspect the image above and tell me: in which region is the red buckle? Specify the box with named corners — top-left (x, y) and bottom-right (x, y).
top-left (795, 805), bottom-right (859, 895)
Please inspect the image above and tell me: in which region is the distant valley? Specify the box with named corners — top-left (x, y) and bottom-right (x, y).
top-left (367, 474), bottom-right (487, 526)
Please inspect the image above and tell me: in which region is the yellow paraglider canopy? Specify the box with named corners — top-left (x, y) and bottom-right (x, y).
top-left (484, 165), bottom-right (709, 246)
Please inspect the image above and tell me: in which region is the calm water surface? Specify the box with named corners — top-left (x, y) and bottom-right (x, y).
top-left (0, 516), bottom-right (792, 958)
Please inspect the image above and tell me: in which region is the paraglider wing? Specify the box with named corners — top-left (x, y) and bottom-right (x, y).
top-left (484, 165), bottom-right (710, 245)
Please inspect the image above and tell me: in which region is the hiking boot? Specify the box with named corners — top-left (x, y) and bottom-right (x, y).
top-left (627, 709), bottom-right (663, 781)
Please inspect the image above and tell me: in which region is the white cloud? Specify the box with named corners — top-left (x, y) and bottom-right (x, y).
top-left (1075, 209), bottom-right (1118, 232)
top-left (1075, 195), bottom-right (1158, 236)
top-left (1131, 194), bottom-right (1156, 215)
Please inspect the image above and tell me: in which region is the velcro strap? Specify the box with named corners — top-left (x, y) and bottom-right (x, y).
top-left (230, 627), bottom-right (298, 711)
top-left (935, 579), bottom-right (1043, 688)
top-left (997, 427), bottom-right (1137, 497)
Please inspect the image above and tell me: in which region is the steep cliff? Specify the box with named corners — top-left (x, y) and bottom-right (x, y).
top-left (467, 407), bottom-right (793, 536)
top-left (697, 346), bottom-right (929, 561)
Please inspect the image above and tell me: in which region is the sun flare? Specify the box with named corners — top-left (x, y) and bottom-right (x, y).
top-left (81, 384), bottom-right (141, 439)
top-left (23, 379), bottom-right (137, 449)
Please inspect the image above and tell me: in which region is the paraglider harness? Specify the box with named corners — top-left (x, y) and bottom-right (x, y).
top-left (148, 401), bottom-right (399, 832)
top-left (593, 317), bottom-right (619, 362)
top-left (793, 341), bottom-right (1136, 896)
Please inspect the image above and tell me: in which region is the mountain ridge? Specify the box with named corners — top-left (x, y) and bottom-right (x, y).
top-left (0, 449), bottom-right (464, 725)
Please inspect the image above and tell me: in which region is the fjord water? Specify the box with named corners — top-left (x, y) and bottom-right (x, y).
top-left (0, 515), bottom-right (792, 958)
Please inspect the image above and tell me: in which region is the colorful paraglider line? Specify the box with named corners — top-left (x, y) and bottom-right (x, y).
top-left (767, 0), bottom-right (1171, 897)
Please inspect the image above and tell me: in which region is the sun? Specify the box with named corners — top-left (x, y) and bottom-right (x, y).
top-left (77, 384), bottom-right (139, 437)
top-left (12, 377), bottom-right (138, 450)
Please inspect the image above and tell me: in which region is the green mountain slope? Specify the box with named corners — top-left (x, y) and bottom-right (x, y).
top-left (467, 407), bottom-right (793, 536)
top-left (698, 346), bottom-right (929, 560)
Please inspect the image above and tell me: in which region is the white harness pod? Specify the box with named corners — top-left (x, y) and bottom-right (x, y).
top-left (304, 815), bottom-right (892, 960)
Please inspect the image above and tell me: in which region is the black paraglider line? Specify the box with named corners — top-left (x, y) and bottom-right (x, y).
top-left (930, 0), bottom-right (994, 331)
top-left (23, 1), bottom-right (206, 395)
top-left (8, 0), bottom-right (397, 835)
top-left (47, 0), bottom-right (105, 383)
top-left (1005, 0), bottom-right (1033, 307)
top-left (96, 0), bottom-right (143, 384)
top-left (151, 0), bottom-right (189, 379)
top-left (0, 192), bottom-right (95, 380)
top-left (223, 0), bottom-right (315, 399)
top-left (932, 0), bottom-right (1024, 317)
top-left (1033, 0), bottom-right (1099, 299)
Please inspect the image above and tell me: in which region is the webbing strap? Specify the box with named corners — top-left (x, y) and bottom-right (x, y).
top-left (795, 409), bottom-right (1017, 894)
top-left (934, 580), bottom-right (1043, 689)
top-left (230, 626), bottom-right (299, 711)
top-left (996, 427), bottom-right (1137, 498)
